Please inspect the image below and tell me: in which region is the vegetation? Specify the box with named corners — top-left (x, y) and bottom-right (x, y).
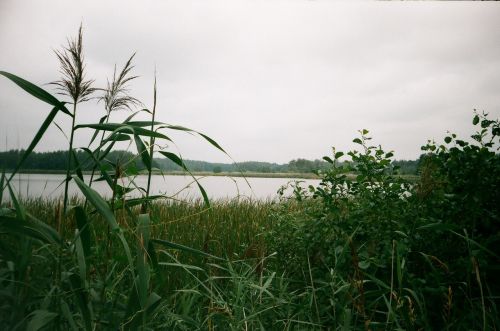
top-left (0, 26), bottom-right (498, 330)
top-left (0, 150), bottom-right (419, 176)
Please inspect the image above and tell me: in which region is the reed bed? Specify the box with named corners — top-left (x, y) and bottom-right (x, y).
top-left (1, 26), bottom-right (498, 330)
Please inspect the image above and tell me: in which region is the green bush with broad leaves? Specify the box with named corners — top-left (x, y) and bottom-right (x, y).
top-left (268, 112), bottom-right (499, 329)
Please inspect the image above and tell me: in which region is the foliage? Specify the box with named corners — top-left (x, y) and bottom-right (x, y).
top-left (268, 116), bottom-right (500, 329)
top-left (0, 26), bottom-right (227, 330)
top-left (0, 25), bottom-right (498, 330)
top-left (0, 149), bottom-right (149, 171)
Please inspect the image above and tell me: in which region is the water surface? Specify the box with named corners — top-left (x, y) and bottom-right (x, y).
top-left (4, 173), bottom-right (320, 201)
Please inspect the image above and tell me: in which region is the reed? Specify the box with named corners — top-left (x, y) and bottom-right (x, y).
top-left (51, 24), bottom-right (95, 215)
top-left (0, 25), bottom-right (498, 330)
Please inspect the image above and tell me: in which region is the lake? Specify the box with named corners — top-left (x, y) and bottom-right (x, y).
top-left (3, 174), bottom-right (320, 201)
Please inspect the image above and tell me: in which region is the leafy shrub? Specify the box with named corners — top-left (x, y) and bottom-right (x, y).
top-left (268, 113), bottom-right (500, 329)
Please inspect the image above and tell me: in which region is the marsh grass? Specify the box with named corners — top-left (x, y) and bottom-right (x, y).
top-left (1, 25), bottom-right (498, 330)
top-left (51, 24), bottom-right (95, 214)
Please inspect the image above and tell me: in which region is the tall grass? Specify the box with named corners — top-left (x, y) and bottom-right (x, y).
top-left (0, 25), bottom-right (231, 330)
top-left (51, 24), bottom-right (95, 214)
top-left (1, 26), bottom-right (498, 330)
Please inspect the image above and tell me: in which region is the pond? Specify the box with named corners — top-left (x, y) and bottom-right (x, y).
top-left (3, 173), bottom-right (320, 201)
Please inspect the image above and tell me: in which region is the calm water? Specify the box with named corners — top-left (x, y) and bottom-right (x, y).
top-left (4, 174), bottom-right (320, 201)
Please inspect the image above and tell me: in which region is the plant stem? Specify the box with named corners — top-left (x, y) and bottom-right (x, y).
top-left (142, 75), bottom-right (157, 214)
top-left (88, 114), bottom-right (110, 189)
top-left (63, 102), bottom-right (77, 215)
top-left (84, 114), bottom-right (110, 211)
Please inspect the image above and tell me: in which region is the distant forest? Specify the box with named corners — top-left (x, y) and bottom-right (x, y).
top-left (0, 149), bottom-right (420, 174)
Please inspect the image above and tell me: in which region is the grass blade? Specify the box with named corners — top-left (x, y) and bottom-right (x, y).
top-left (158, 151), bottom-right (210, 206)
top-left (68, 273), bottom-right (92, 331)
top-left (7, 181), bottom-right (26, 220)
top-left (0, 71), bottom-right (71, 115)
top-left (75, 123), bottom-right (171, 140)
top-left (73, 206), bottom-right (91, 257)
top-left (158, 151), bottom-right (187, 170)
top-left (137, 213), bottom-right (151, 308)
top-left (134, 134), bottom-right (151, 171)
top-left (72, 176), bottom-right (117, 230)
top-left (71, 149), bottom-right (84, 181)
top-left (26, 309), bottom-right (58, 331)
top-left (0, 170), bottom-right (5, 205)
top-left (6, 106), bottom-right (63, 185)
top-left (0, 213), bottom-right (61, 244)
top-left (152, 238), bottom-right (224, 261)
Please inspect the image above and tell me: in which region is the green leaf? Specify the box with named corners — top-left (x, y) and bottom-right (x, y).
top-left (358, 260), bottom-right (370, 270)
top-left (417, 222), bottom-right (457, 232)
top-left (102, 132), bottom-right (131, 143)
top-left (74, 230), bottom-right (87, 283)
top-left (136, 213), bottom-right (151, 308)
top-left (134, 134), bottom-right (151, 171)
top-left (72, 179), bottom-right (135, 282)
top-left (0, 71), bottom-right (71, 115)
top-left (158, 151), bottom-right (210, 207)
top-left (145, 292), bottom-right (162, 313)
top-left (125, 120), bottom-right (163, 127)
top-left (88, 114), bottom-right (108, 147)
top-left (323, 156), bottom-right (334, 164)
top-left (75, 123), bottom-right (170, 140)
top-left (72, 176), bottom-right (118, 230)
top-left (0, 214), bottom-right (61, 244)
top-left (353, 138), bottom-right (362, 145)
top-left (473, 114), bottom-right (480, 125)
top-left (80, 148), bottom-right (114, 188)
top-left (26, 309), bottom-right (58, 331)
top-left (60, 299), bottom-right (79, 331)
top-left (71, 149), bottom-right (84, 181)
top-left (114, 195), bottom-right (165, 209)
top-left (152, 238), bottom-right (225, 261)
top-left (335, 151), bottom-right (344, 159)
top-left (444, 136), bottom-right (452, 144)
top-left (0, 170), bottom-right (5, 205)
top-left (67, 273), bottom-right (92, 331)
top-left (362, 129), bottom-right (369, 135)
top-left (159, 151), bottom-right (187, 170)
top-left (7, 106), bottom-right (61, 183)
top-left (480, 119), bottom-right (491, 128)
top-left (196, 182), bottom-right (210, 207)
top-left (73, 206), bottom-right (91, 258)
top-left (137, 213), bottom-right (151, 250)
top-left (7, 181), bottom-right (26, 220)
top-left (198, 132), bottom-right (227, 153)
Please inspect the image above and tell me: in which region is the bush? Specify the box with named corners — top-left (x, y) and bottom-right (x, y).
top-left (267, 113), bottom-right (500, 329)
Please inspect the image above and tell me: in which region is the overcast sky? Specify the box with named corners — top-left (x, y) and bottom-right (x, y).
top-left (1, 0), bottom-right (499, 163)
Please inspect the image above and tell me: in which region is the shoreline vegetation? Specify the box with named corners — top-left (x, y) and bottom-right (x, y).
top-left (0, 26), bottom-right (498, 329)
top-left (8, 168), bottom-right (420, 181)
top-left (0, 148), bottom-right (420, 180)
top-left (0, 149), bottom-right (420, 176)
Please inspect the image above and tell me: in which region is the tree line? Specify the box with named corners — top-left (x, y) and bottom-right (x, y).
top-left (0, 149), bottom-right (420, 174)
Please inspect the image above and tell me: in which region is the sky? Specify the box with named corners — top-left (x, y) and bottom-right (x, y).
top-left (1, 0), bottom-right (499, 164)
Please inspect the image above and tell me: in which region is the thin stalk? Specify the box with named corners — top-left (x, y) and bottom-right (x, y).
top-left (53, 25), bottom-right (94, 214)
top-left (101, 162), bottom-right (120, 303)
top-left (87, 54), bottom-right (139, 208)
top-left (142, 75), bottom-right (157, 214)
top-left (88, 115), bottom-right (110, 188)
top-left (84, 114), bottom-right (110, 211)
top-left (63, 103), bottom-right (77, 215)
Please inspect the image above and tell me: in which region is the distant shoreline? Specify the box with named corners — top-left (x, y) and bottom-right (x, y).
top-left (8, 169), bottom-right (321, 179)
top-left (8, 169), bottom-right (418, 181)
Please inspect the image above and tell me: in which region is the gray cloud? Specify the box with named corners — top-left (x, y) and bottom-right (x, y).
top-left (1, 0), bottom-right (499, 163)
